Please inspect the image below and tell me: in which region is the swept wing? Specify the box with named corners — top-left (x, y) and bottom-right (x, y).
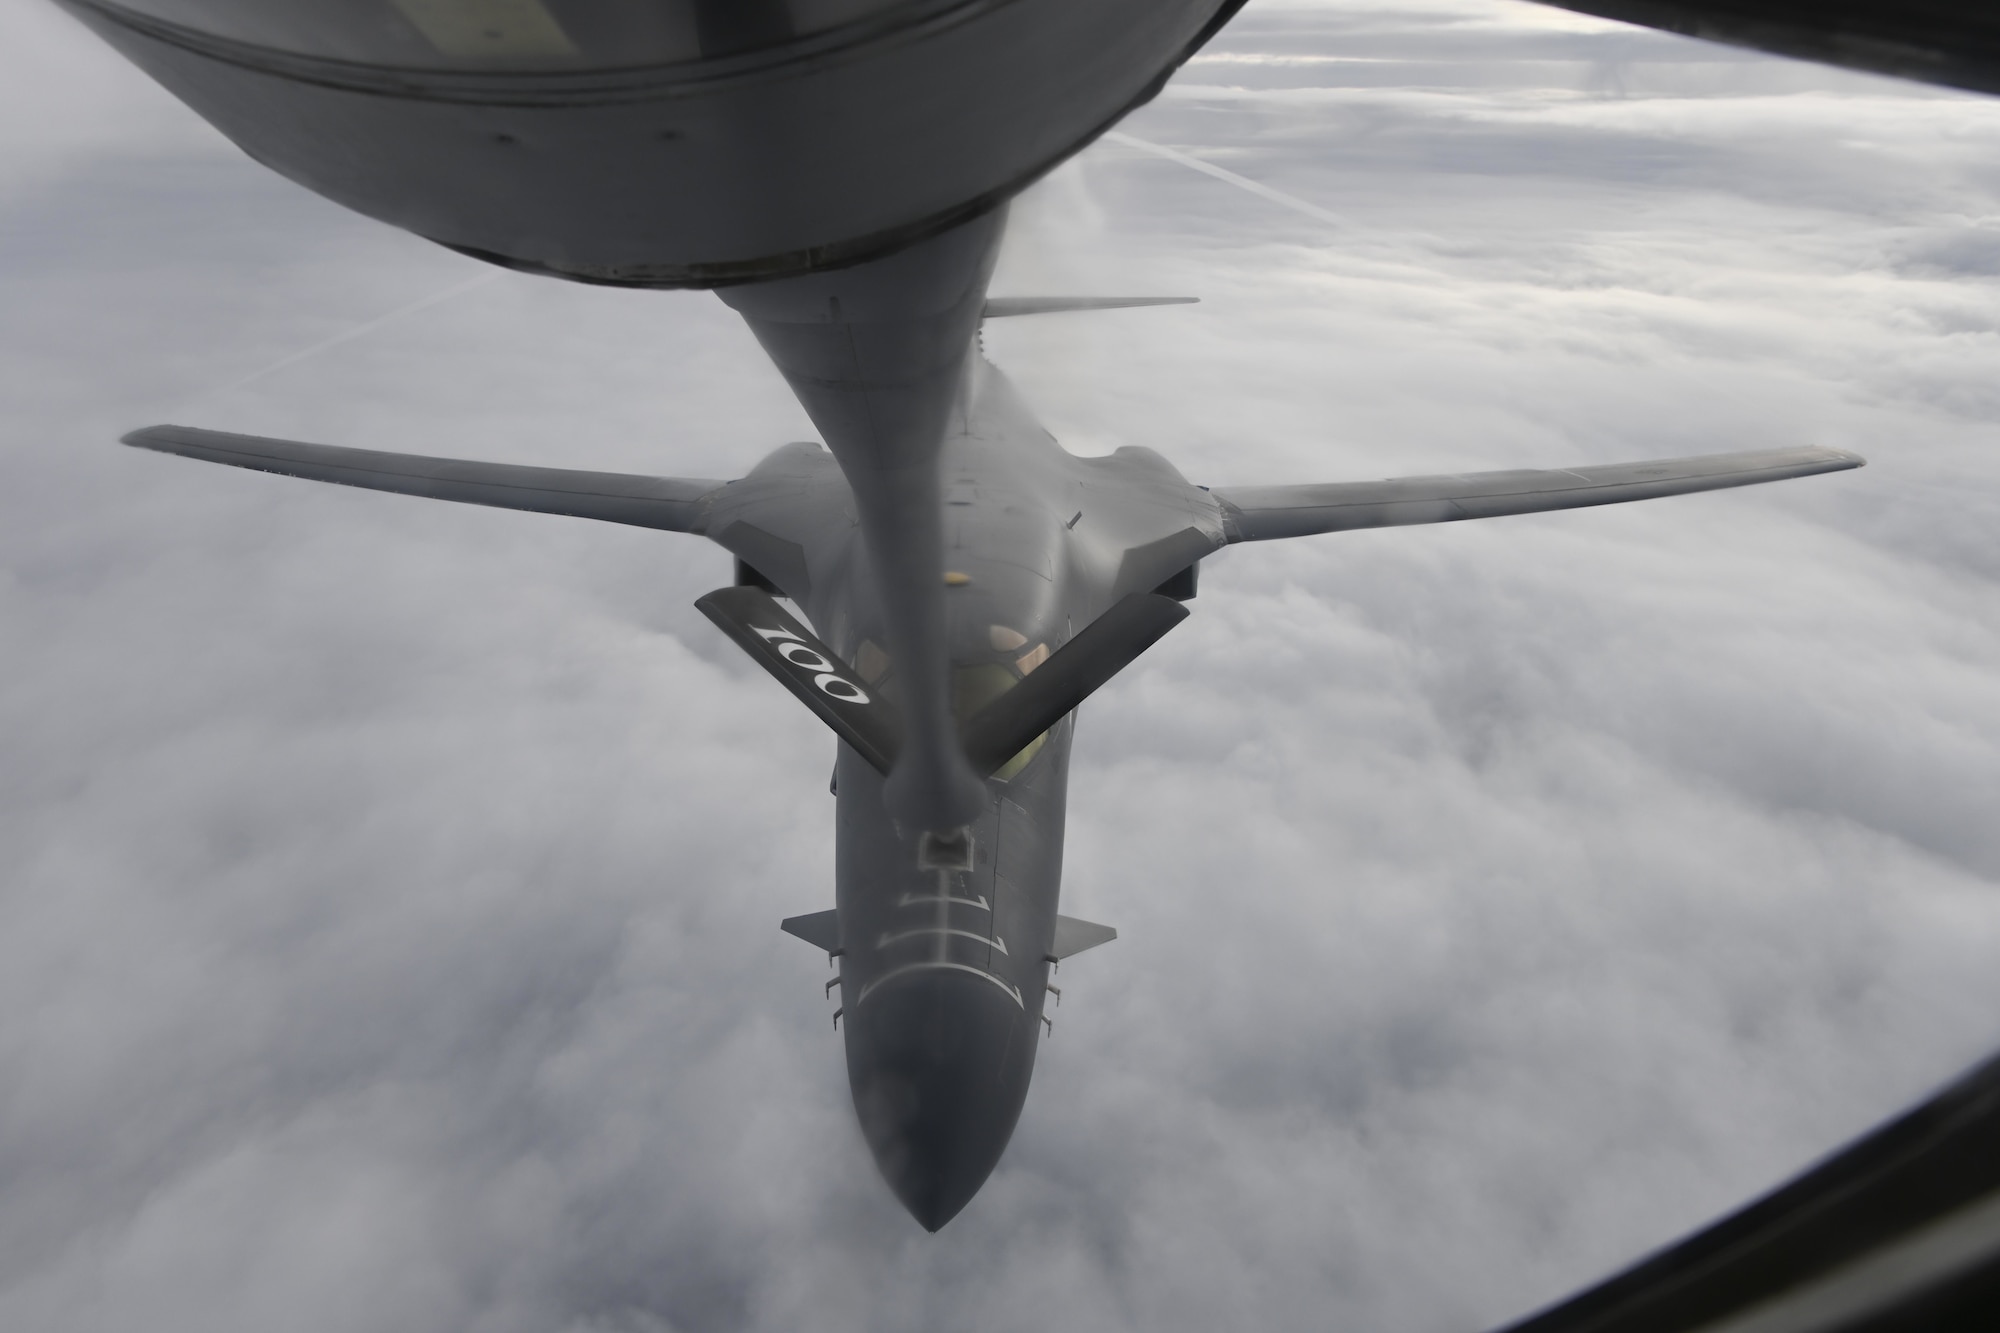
top-left (1213, 446), bottom-right (1862, 544)
top-left (123, 425), bottom-right (728, 534)
top-left (982, 297), bottom-right (1198, 318)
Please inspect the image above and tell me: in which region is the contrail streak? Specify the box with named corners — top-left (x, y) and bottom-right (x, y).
top-left (1104, 130), bottom-right (1348, 229)
top-left (188, 269), bottom-right (501, 405)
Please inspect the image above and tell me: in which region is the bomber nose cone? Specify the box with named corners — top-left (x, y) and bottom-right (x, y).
top-left (846, 968), bottom-right (1037, 1230)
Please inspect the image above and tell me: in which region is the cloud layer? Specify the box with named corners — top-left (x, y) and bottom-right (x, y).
top-left (4, 2), bottom-right (2000, 1330)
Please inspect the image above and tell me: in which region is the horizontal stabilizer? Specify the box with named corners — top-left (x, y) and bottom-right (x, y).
top-left (1049, 916), bottom-right (1117, 961)
top-left (781, 909), bottom-right (841, 954)
top-left (983, 296), bottom-right (1198, 318)
top-left (695, 586), bottom-right (902, 775)
top-left (1214, 446), bottom-right (1863, 543)
top-left (123, 425), bottom-right (727, 534)
top-left (960, 593), bottom-right (1189, 775)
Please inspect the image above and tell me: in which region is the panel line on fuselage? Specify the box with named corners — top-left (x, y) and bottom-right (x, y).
top-left (856, 962), bottom-right (1026, 1009)
top-left (877, 927), bottom-right (1010, 955)
top-left (897, 892), bottom-right (990, 911)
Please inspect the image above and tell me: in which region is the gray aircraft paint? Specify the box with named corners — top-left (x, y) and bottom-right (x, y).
top-left (56, 0), bottom-right (1893, 1233)
top-left (687, 347), bottom-right (1226, 1228)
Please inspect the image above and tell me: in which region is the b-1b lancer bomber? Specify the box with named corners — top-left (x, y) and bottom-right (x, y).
top-left (119, 252), bottom-right (1859, 1225)
top-left (66, 0), bottom-right (1990, 1233)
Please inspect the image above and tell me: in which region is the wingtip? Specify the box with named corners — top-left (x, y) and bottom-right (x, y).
top-left (120, 424), bottom-right (199, 452)
top-left (1796, 445), bottom-right (1867, 469)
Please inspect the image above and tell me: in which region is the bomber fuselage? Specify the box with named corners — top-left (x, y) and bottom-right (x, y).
top-left (700, 357), bottom-right (1224, 1227)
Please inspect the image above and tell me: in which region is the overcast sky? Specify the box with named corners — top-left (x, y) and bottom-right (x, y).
top-left (5, 2), bottom-right (2000, 1331)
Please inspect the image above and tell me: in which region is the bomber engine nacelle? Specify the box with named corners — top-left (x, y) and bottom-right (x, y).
top-left (57, 0), bottom-right (1242, 286)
